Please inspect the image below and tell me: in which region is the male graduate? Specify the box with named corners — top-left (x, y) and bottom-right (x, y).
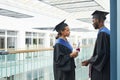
top-left (82, 10), bottom-right (110, 80)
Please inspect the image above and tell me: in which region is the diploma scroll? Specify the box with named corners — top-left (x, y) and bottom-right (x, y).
top-left (76, 42), bottom-right (80, 52)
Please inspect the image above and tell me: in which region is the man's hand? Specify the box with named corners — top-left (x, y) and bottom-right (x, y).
top-left (81, 60), bottom-right (89, 66)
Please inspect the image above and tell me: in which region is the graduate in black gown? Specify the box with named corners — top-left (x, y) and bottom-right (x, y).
top-left (82, 10), bottom-right (110, 80)
top-left (53, 20), bottom-right (80, 80)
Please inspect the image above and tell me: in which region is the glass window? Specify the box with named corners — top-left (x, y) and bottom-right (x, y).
top-left (82, 39), bottom-right (87, 45)
top-left (26, 32), bottom-right (32, 36)
top-left (33, 32), bottom-right (37, 37)
top-left (39, 38), bottom-right (43, 45)
top-left (88, 38), bottom-right (93, 45)
top-left (50, 38), bottom-right (53, 47)
top-left (33, 38), bottom-right (37, 45)
top-left (7, 30), bottom-right (17, 35)
top-left (26, 38), bottom-right (32, 44)
top-left (0, 30), bottom-right (5, 35)
top-left (0, 37), bottom-right (5, 49)
top-left (7, 37), bottom-right (17, 49)
top-left (38, 33), bottom-right (45, 37)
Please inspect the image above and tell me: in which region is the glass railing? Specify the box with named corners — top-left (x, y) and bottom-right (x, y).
top-left (0, 45), bottom-right (94, 80)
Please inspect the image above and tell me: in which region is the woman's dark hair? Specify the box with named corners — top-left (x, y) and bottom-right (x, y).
top-left (55, 27), bottom-right (66, 39)
top-left (55, 32), bottom-right (61, 39)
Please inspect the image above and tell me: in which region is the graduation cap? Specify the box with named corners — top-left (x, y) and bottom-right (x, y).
top-left (53, 20), bottom-right (68, 32)
top-left (92, 10), bottom-right (109, 20)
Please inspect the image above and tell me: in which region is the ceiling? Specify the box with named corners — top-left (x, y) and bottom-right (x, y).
top-left (0, 0), bottom-right (110, 32)
top-left (0, 8), bottom-right (33, 18)
top-left (39, 0), bottom-right (110, 23)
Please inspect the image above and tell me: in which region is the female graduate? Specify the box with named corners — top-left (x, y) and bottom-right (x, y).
top-left (53, 20), bottom-right (80, 80)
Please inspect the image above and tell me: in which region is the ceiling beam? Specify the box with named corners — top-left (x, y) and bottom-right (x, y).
top-left (94, 0), bottom-right (110, 11)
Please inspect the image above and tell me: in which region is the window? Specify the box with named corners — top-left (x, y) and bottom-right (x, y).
top-left (7, 37), bottom-right (16, 48)
top-left (50, 38), bottom-right (53, 47)
top-left (33, 38), bottom-right (37, 45)
top-left (26, 38), bottom-right (31, 44)
top-left (82, 39), bottom-right (87, 45)
top-left (7, 30), bottom-right (17, 35)
top-left (39, 38), bottom-right (43, 45)
top-left (33, 32), bottom-right (37, 37)
top-left (88, 38), bottom-right (93, 45)
top-left (0, 37), bottom-right (5, 49)
top-left (26, 32), bottom-right (32, 36)
top-left (0, 30), bottom-right (5, 35)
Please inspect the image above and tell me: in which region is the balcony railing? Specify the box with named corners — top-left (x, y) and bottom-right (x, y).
top-left (0, 45), bottom-right (94, 80)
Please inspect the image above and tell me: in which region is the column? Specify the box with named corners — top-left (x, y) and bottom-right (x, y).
top-left (117, 0), bottom-right (120, 79)
top-left (44, 33), bottom-right (50, 48)
top-left (17, 30), bottom-right (26, 50)
top-left (110, 0), bottom-right (117, 80)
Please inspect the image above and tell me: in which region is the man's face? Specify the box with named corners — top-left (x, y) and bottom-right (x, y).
top-left (92, 18), bottom-right (99, 29)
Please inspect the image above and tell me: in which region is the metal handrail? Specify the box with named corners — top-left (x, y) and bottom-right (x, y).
top-left (0, 44), bottom-right (94, 54)
top-left (8, 48), bottom-right (53, 54)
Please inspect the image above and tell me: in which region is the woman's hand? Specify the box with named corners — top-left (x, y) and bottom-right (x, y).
top-left (70, 51), bottom-right (78, 58)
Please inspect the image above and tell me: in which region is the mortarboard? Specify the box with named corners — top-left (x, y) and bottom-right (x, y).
top-left (53, 20), bottom-right (68, 32)
top-left (92, 10), bottom-right (109, 20)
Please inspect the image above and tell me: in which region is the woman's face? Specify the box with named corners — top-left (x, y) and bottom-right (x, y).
top-left (61, 26), bottom-right (70, 37)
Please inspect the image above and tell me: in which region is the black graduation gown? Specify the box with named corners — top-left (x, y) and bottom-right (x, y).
top-left (88, 31), bottom-right (110, 80)
top-left (53, 43), bottom-right (76, 80)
